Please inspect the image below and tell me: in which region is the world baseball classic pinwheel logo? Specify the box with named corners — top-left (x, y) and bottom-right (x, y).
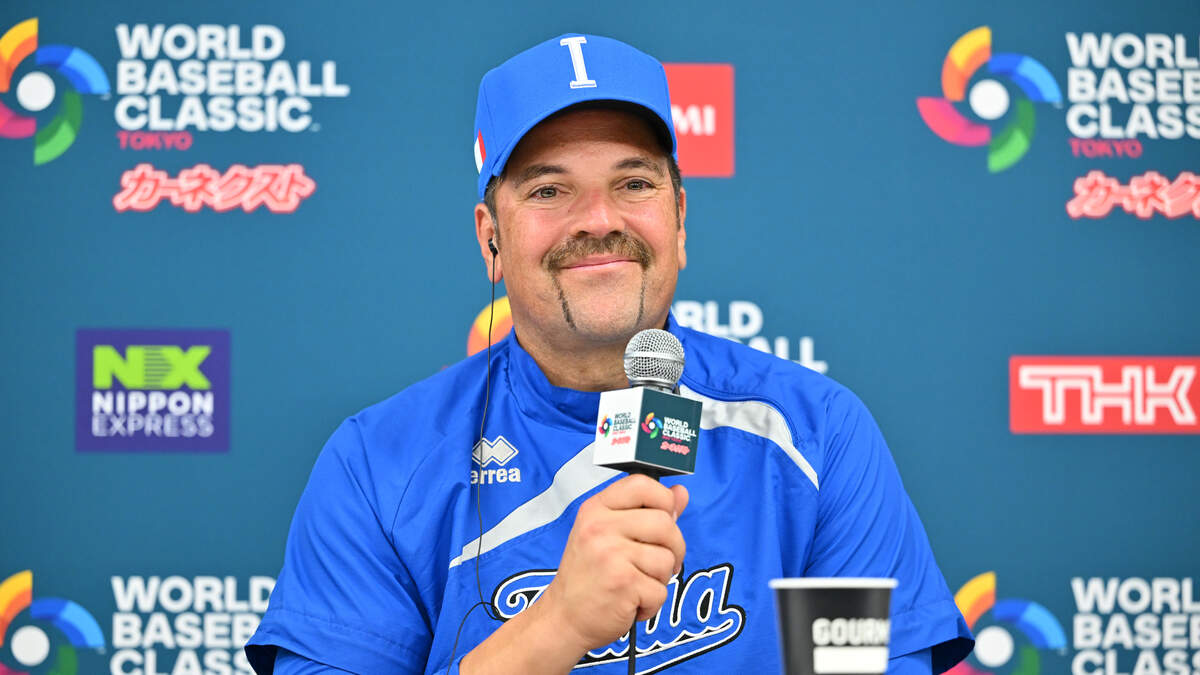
top-left (0, 18), bottom-right (110, 165)
top-left (0, 570), bottom-right (105, 674)
top-left (641, 412), bottom-right (662, 438)
top-left (948, 572), bottom-right (1066, 675)
top-left (917, 27), bottom-right (1061, 173)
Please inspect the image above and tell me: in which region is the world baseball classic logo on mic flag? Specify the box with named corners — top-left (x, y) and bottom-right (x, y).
top-left (594, 388), bottom-right (700, 475)
top-left (1010, 356), bottom-right (1199, 434)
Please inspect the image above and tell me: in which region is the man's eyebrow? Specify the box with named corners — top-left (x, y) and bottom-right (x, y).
top-left (613, 156), bottom-right (665, 177)
top-left (512, 164), bottom-right (568, 188)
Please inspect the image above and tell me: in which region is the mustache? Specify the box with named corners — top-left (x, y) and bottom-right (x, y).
top-left (544, 232), bottom-right (653, 270)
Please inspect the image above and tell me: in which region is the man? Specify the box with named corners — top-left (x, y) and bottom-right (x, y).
top-left (246, 34), bottom-right (973, 674)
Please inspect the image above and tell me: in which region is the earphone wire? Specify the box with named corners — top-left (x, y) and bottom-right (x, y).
top-left (447, 245), bottom-right (503, 669)
top-left (475, 248), bottom-right (502, 620)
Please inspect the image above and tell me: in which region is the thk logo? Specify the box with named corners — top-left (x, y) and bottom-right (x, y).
top-left (473, 436), bottom-right (519, 467)
top-left (663, 63), bottom-right (734, 177)
top-left (1010, 356), bottom-right (1199, 433)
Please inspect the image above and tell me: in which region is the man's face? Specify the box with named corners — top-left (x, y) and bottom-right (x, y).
top-left (477, 107), bottom-right (687, 348)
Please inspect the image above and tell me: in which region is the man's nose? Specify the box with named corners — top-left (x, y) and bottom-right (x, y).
top-left (570, 187), bottom-right (625, 238)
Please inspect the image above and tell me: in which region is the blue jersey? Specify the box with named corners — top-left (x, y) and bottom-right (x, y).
top-left (246, 316), bottom-right (973, 674)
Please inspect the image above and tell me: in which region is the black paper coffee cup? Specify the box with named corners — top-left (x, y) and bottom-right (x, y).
top-left (770, 578), bottom-right (897, 675)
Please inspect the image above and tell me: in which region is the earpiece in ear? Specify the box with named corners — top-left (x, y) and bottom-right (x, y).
top-left (488, 238), bottom-right (499, 256)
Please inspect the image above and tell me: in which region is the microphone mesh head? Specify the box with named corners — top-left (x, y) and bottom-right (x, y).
top-left (624, 329), bottom-right (685, 390)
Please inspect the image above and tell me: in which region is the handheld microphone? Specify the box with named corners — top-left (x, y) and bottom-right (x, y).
top-left (593, 329), bottom-right (702, 479)
top-left (594, 329), bottom-right (702, 675)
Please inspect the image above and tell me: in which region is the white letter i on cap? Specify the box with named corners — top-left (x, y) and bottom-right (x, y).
top-left (559, 37), bottom-right (597, 89)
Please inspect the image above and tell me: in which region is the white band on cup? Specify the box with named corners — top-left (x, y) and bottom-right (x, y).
top-left (813, 646), bottom-right (889, 674)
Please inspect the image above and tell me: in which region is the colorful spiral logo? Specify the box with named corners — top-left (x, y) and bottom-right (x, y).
top-left (0, 571), bottom-right (105, 675)
top-left (948, 572), bottom-right (1066, 675)
top-left (0, 18), bottom-right (110, 165)
top-left (641, 412), bottom-right (662, 438)
top-left (598, 416), bottom-right (612, 437)
top-left (916, 26), bottom-right (1061, 173)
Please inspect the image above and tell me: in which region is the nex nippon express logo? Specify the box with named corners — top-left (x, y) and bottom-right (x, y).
top-left (75, 329), bottom-right (231, 452)
top-left (1010, 356), bottom-right (1199, 434)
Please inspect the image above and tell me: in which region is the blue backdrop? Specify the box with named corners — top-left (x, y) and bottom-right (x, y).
top-left (2, 1), bottom-right (1197, 673)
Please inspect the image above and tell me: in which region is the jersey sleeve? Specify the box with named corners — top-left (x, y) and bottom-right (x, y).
top-left (805, 389), bottom-right (974, 674)
top-left (889, 647), bottom-right (932, 674)
top-left (272, 649), bottom-right (354, 674)
top-left (245, 418), bottom-right (432, 674)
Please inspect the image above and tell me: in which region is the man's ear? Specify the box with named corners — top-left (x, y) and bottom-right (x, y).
top-left (474, 202), bottom-right (503, 282)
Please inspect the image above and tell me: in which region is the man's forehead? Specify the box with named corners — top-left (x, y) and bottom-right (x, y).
top-left (510, 156), bottom-right (666, 189)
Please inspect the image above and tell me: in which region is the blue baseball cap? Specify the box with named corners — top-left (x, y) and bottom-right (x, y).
top-left (473, 33), bottom-right (678, 200)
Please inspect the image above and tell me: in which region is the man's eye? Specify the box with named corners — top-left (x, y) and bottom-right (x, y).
top-left (535, 186), bottom-right (558, 199)
top-left (626, 180), bottom-right (650, 191)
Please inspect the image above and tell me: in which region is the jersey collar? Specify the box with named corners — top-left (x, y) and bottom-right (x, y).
top-left (503, 314), bottom-right (686, 433)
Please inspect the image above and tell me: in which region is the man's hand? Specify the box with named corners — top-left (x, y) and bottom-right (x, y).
top-left (540, 474), bottom-right (689, 652)
top-left (460, 474), bottom-right (688, 674)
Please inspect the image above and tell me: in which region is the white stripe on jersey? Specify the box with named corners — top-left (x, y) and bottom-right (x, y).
top-left (681, 386), bottom-right (819, 490)
top-left (449, 443), bottom-right (617, 568)
top-left (448, 393), bottom-right (818, 569)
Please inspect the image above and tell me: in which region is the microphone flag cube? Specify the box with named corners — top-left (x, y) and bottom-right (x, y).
top-left (594, 387), bottom-right (702, 477)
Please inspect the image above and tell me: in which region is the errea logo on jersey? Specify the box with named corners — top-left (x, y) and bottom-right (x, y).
top-left (472, 436), bottom-right (522, 484)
